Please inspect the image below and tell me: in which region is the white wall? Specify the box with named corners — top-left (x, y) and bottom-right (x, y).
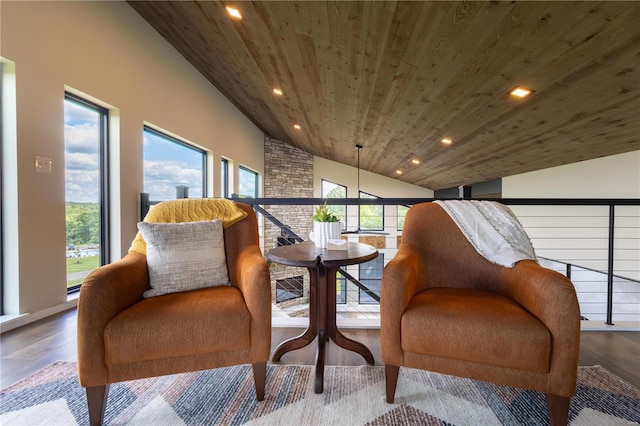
top-left (314, 155), bottom-right (434, 232)
top-left (1, 2), bottom-right (265, 316)
top-left (503, 152), bottom-right (640, 321)
top-left (314, 156), bottom-right (433, 199)
top-left (503, 151), bottom-right (640, 198)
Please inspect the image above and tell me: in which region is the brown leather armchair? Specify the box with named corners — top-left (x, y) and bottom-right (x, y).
top-left (77, 200), bottom-right (271, 426)
top-left (381, 202), bottom-right (580, 426)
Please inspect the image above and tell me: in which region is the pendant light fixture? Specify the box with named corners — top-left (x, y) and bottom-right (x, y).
top-left (342, 144), bottom-right (388, 235)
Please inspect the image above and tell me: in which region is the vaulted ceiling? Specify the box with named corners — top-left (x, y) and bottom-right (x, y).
top-left (129, 1), bottom-right (640, 190)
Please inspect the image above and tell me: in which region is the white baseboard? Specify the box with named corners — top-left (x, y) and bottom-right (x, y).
top-left (272, 316), bottom-right (380, 329)
top-left (1, 301), bottom-right (637, 333)
top-left (0, 295), bottom-right (78, 333)
top-left (580, 320), bottom-right (640, 331)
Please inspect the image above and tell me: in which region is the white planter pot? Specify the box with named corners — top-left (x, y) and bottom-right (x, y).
top-left (309, 221), bottom-right (342, 249)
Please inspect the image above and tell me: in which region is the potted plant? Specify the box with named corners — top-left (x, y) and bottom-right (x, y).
top-left (312, 202), bottom-right (339, 223)
top-left (310, 203), bottom-right (342, 248)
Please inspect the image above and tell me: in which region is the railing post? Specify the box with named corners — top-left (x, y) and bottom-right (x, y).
top-left (140, 193), bottom-right (149, 221)
top-left (459, 185), bottom-right (472, 200)
top-left (606, 204), bottom-right (615, 325)
top-left (175, 185), bottom-right (189, 199)
top-left (565, 263), bottom-right (572, 280)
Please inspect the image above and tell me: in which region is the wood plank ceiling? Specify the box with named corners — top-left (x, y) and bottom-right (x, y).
top-left (128, 1), bottom-right (640, 190)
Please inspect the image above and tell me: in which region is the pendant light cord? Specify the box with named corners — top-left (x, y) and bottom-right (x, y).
top-left (356, 144), bottom-right (362, 198)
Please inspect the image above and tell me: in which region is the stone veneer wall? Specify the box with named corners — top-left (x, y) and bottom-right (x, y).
top-left (264, 136), bottom-right (314, 315)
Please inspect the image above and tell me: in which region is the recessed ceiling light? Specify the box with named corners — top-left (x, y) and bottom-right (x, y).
top-left (441, 138), bottom-right (453, 145)
top-left (226, 6), bottom-right (242, 19)
top-left (293, 124), bottom-right (301, 130)
top-left (411, 159), bottom-right (420, 165)
top-left (396, 170), bottom-right (403, 175)
top-left (510, 87), bottom-right (532, 98)
top-left (273, 88), bottom-right (283, 96)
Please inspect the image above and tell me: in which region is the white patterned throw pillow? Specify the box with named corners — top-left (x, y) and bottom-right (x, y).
top-left (137, 220), bottom-right (230, 298)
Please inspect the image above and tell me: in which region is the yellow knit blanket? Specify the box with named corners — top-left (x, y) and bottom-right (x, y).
top-left (129, 198), bottom-right (248, 256)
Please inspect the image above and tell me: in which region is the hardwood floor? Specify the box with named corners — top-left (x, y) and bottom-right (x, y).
top-left (578, 330), bottom-right (640, 388)
top-left (1, 308), bottom-right (639, 389)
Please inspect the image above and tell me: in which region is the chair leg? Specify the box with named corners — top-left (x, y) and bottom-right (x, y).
top-left (385, 364), bottom-right (400, 403)
top-left (546, 393), bottom-right (570, 426)
top-left (86, 384), bottom-right (110, 426)
top-left (252, 362), bottom-right (267, 401)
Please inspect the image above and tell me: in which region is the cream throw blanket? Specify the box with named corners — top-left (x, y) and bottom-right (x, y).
top-left (434, 200), bottom-right (536, 267)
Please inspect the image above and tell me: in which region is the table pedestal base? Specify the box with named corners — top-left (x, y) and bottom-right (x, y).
top-left (271, 265), bottom-right (374, 393)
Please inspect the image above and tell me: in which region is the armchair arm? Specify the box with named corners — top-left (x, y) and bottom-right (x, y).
top-left (380, 243), bottom-right (427, 366)
top-left (499, 260), bottom-right (581, 395)
top-left (232, 245), bottom-right (272, 361)
top-left (76, 252), bottom-right (149, 386)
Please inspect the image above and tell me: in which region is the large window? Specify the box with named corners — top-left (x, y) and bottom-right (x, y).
top-left (359, 191), bottom-right (384, 230)
top-left (0, 63), bottom-right (4, 310)
top-left (336, 272), bottom-right (346, 304)
top-left (238, 165), bottom-right (259, 198)
top-left (359, 254), bottom-right (384, 304)
top-left (143, 126), bottom-right (206, 201)
top-left (1, 59), bottom-right (16, 312)
top-left (64, 93), bottom-right (109, 292)
top-left (221, 158), bottom-right (230, 198)
top-left (321, 179), bottom-right (347, 228)
top-left (398, 205), bottom-right (410, 230)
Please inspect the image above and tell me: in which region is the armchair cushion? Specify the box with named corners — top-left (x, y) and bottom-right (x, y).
top-left (138, 219), bottom-right (229, 298)
top-left (401, 288), bottom-right (551, 373)
top-left (104, 286), bottom-right (250, 365)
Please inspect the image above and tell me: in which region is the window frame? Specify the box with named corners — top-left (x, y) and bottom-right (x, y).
top-left (397, 204), bottom-right (410, 231)
top-left (0, 63), bottom-right (4, 311)
top-left (238, 165), bottom-right (259, 198)
top-left (143, 125), bottom-right (207, 200)
top-left (321, 179), bottom-right (347, 229)
top-left (358, 191), bottom-right (384, 231)
top-left (336, 272), bottom-right (347, 304)
top-left (64, 92), bottom-right (110, 293)
top-left (221, 157), bottom-right (230, 198)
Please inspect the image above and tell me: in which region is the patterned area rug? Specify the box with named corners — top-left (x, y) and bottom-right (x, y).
top-left (1, 362), bottom-right (639, 425)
